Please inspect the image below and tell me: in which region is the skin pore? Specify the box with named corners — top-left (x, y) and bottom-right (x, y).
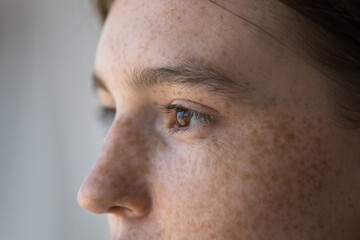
top-left (78, 0), bottom-right (360, 239)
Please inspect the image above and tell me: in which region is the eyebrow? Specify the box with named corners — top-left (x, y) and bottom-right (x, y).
top-left (93, 62), bottom-right (250, 99)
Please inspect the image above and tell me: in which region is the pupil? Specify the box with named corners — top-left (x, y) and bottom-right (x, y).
top-left (176, 109), bottom-right (191, 127)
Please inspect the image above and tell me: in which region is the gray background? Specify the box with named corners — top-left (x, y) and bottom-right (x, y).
top-left (0, 0), bottom-right (109, 239)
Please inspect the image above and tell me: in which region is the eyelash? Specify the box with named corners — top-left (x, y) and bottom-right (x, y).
top-left (97, 104), bottom-right (214, 133)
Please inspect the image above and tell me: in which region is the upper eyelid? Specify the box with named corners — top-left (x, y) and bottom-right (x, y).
top-left (161, 103), bottom-right (214, 121)
top-left (165, 105), bottom-right (211, 119)
top-left (169, 99), bottom-right (219, 115)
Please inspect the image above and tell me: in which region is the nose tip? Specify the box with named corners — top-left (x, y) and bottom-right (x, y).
top-left (77, 175), bottom-right (152, 218)
top-left (77, 188), bottom-right (107, 215)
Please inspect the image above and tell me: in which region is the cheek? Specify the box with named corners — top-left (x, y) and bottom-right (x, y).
top-left (206, 111), bottom-right (342, 236)
top-left (148, 140), bottom-right (238, 238)
top-left (150, 111), bottom-right (344, 238)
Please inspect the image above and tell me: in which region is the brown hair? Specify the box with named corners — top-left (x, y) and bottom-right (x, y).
top-left (92, 0), bottom-right (360, 128)
top-left (277, 0), bottom-right (360, 127)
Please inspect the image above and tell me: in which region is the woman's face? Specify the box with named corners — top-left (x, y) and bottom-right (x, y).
top-left (78, 0), bottom-right (360, 239)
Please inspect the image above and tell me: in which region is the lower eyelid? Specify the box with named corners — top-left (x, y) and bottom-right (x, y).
top-left (169, 123), bottom-right (215, 141)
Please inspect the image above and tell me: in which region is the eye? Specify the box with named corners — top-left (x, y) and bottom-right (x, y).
top-left (175, 108), bottom-right (192, 127)
top-left (164, 104), bottom-right (214, 133)
top-left (97, 106), bottom-right (116, 127)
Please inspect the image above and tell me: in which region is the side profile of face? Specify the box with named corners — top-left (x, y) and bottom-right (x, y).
top-left (78, 0), bottom-right (360, 239)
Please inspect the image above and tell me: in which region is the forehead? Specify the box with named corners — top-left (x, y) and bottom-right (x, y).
top-left (95, 0), bottom-right (297, 92)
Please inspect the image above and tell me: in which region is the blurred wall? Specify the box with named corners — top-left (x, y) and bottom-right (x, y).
top-left (0, 0), bottom-right (109, 239)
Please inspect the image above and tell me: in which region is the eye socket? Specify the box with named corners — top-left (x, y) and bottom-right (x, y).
top-left (97, 101), bottom-right (215, 136)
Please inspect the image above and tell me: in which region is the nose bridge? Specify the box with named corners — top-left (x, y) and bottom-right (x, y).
top-left (102, 115), bottom-right (151, 179)
top-left (78, 115), bottom-right (152, 218)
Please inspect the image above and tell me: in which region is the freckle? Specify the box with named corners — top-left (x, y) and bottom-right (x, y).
top-left (133, 132), bottom-right (140, 140)
top-left (224, 102), bottom-right (231, 109)
top-left (276, 202), bottom-right (284, 211)
top-left (177, 91), bottom-right (182, 95)
top-left (124, 117), bottom-right (133, 126)
top-left (349, 202), bottom-right (355, 209)
top-left (241, 172), bottom-right (252, 182)
top-left (194, 32), bottom-right (199, 37)
top-left (137, 138), bottom-right (146, 146)
top-left (252, 129), bottom-right (259, 136)
top-left (219, 15), bottom-right (224, 22)
top-left (271, 173), bottom-right (279, 182)
top-left (152, 100), bottom-right (158, 105)
top-left (264, 120), bottom-right (274, 130)
top-left (222, 50), bottom-right (227, 56)
top-left (125, 130), bottom-right (132, 137)
top-left (110, 181), bottom-right (117, 189)
top-left (285, 132), bottom-right (295, 142)
top-left (198, 98), bottom-right (203, 103)
top-left (147, 58), bottom-right (152, 64)
top-left (335, 168), bottom-right (343, 176)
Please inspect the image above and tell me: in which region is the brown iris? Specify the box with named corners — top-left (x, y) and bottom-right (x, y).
top-left (176, 108), bottom-right (192, 127)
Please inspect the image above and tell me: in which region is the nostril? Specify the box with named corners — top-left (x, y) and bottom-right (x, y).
top-left (108, 206), bottom-right (133, 217)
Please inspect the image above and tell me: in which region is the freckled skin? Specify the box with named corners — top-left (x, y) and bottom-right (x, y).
top-left (78, 0), bottom-right (360, 239)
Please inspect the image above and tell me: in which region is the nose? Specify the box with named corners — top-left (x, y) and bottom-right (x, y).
top-left (77, 117), bottom-right (152, 218)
